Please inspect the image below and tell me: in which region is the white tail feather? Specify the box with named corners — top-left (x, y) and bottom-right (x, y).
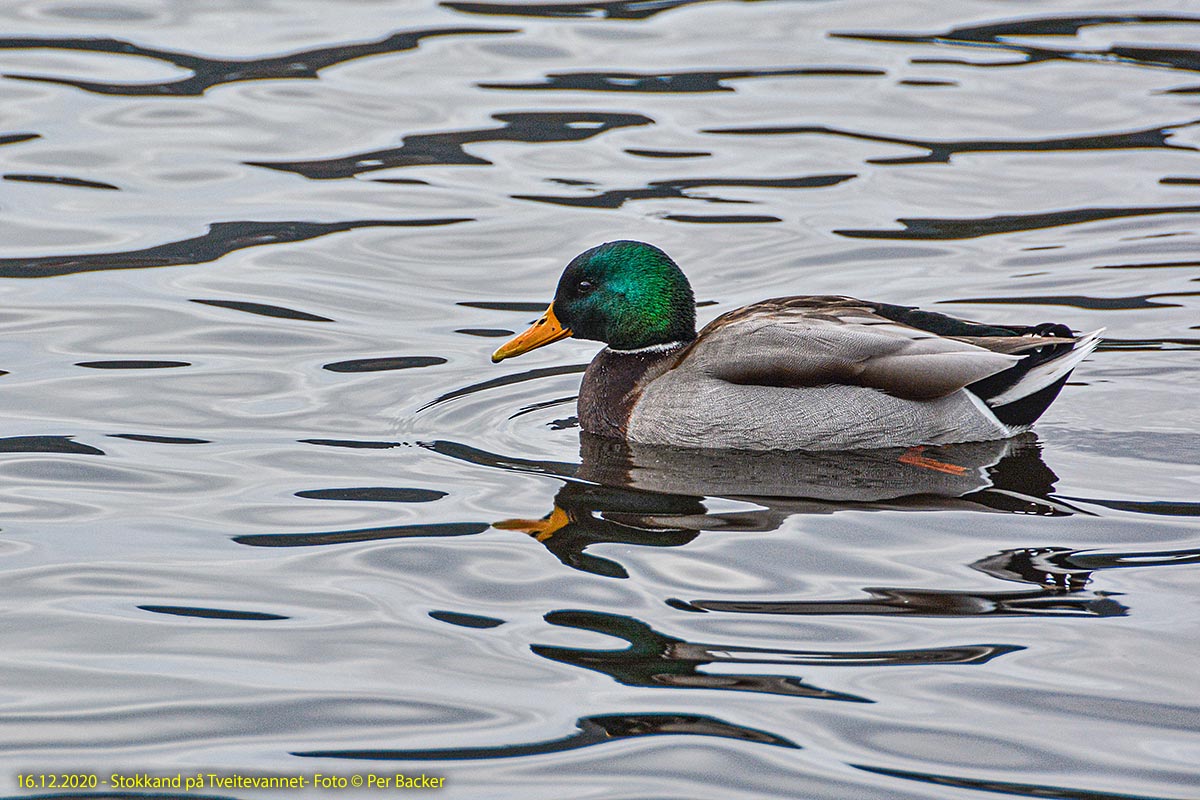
top-left (986, 328), bottom-right (1104, 407)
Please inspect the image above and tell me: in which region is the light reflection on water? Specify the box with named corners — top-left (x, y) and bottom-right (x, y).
top-left (0, 1), bottom-right (1198, 798)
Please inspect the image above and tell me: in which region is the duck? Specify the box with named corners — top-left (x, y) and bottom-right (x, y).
top-left (490, 240), bottom-right (1101, 451)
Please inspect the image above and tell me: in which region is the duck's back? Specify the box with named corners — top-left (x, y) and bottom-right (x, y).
top-left (622, 296), bottom-right (1092, 451)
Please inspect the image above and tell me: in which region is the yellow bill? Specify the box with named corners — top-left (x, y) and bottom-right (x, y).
top-left (491, 303), bottom-right (573, 363)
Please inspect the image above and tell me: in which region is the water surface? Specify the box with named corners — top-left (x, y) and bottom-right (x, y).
top-left (1, 1), bottom-right (1198, 798)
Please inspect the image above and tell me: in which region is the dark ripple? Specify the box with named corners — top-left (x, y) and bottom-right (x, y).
top-left (300, 439), bottom-right (405, 449)
top-left (442, 0), bottom-right (763, 20)
top-left (323, 356), bottom-right (447, 373)
top-left (457, 301), bottom-right (548, 312)
top-left (0, 435), bottom-right (104, 455)
top-left (1095, 259), bottom-right (1200, 270)
top-left (455, 327), bottom-right (514, 337)
top-left (4, 173), bottom-right (120, 190)
top-left (836, 205), bottom-right (1200, 240)
top-left (972, 547), bottom-right (1097, 592)
top-left (419, 440), bottom-right (578, 479)
top-left (294, 712), bottom-right (798, 760)
top-left (705, 120), bottom-right (1199, 164)
top-left (943, 293), bottom-right (1200, 310)
top-left (1095, 338), bottom-right (1200, 351)
top-left (0, 219), bottom-right (469, 279)
top-left (509, 395), bottom-right (575, 420)
top-left (625, 148), bottom-right (710, 158)
top-left (77, 360), bottom-right (190, 369)
top-left (233, 522), bottom-right (488, 548)
top-left (677, 545), bottom-right (1135, 617)
top-left (0, 28), bottom-right (516, 96)
top-left (418, 364), bottom-right (587, 412)
top-left (664, 213), bottom-right (782, 223)
top-left (833, 14), bottom-right (1200, 75)
top-left (247, 112), bottom-right (654, 180)
top-left (1061, 499), bottom-right (1200, 516)
top-left (138, 605), bottom-right (288, 621)
top-left (370, 177), bottom-right (431, 185)
top-left (191, 299), bottom-right (334, 323)
top-left (675, 589), bottom-right (1127, 619)
top-left (429, 610), bottom-right (505, 628)
top-left (857, 14), bottom-right (1200, 41)
top-left (481, 66), bottom-right (884, 93)
top-left (852, 763), bottom-right (1183, 800)
top-left (296, 487), bottom-right (447, 503)
top-left (977, 546), bottom-right (1200, 583)
top-left (533, 609), bottom-right (1019, 700)
top-left (515, 174), bottom-right (855, 209)
top-left (0, 132), bottom-right (39, 147)
top-left (108, 434), bottom-right (211, 444)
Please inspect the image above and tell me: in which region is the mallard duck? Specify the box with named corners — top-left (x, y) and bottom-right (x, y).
top-left (491, 241), bottom-right (1101, 451)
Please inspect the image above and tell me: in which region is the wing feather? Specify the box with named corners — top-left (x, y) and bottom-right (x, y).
top-left (679, 300), bottom-right (1021, 400)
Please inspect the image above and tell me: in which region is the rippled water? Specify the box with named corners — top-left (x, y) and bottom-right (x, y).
top-left (2, 1), bottom-right (1199, 797)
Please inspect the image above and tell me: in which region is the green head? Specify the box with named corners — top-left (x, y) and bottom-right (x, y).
top-left (553, 241), bottom-right (697, 350)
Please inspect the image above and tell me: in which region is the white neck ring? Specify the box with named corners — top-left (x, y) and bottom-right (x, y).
top-left (605, 341), bottom-right (687, 355)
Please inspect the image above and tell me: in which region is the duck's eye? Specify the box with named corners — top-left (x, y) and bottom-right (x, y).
top-left (577, 280), bottom-right (593, 294)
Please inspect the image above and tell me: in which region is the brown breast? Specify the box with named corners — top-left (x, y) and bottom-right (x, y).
top-left (578, 344), bottom-right (688, 439)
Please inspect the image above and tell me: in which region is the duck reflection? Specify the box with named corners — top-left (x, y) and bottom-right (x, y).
top-left (533, 609), bottom-right (1021, 702)
top-left (295, 711), bottom-right (798, 761)
top-left (494, 432), bottom-right (1075, 578)
top-left (680, 545), bottom-right (1135, 619)
top-left (495, 481), bottom-right (709, 578)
